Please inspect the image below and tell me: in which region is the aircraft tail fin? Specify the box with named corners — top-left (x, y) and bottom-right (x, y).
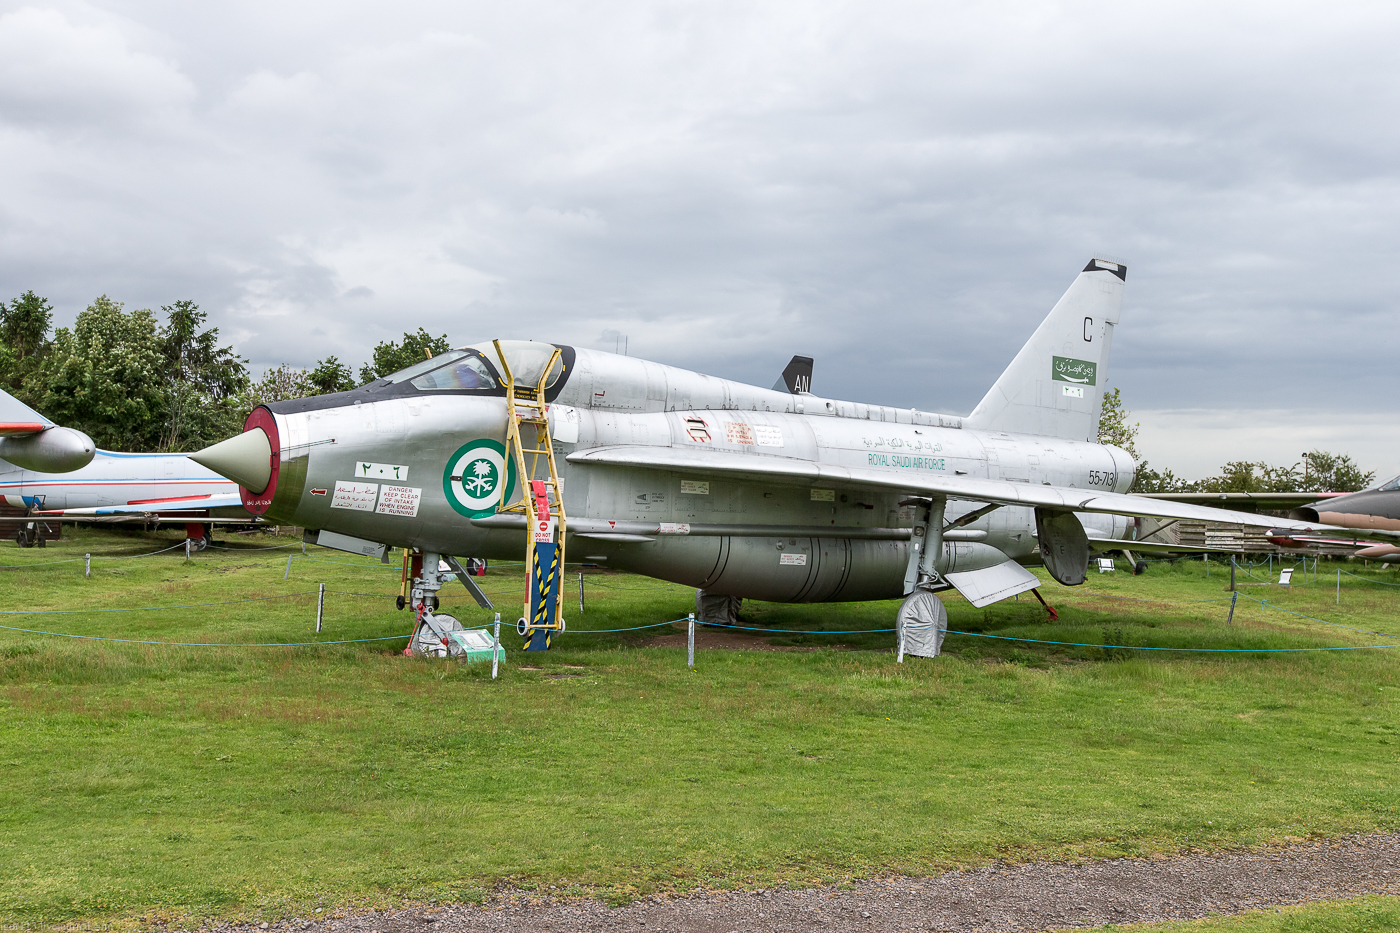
top-left (772, 355), bottom-right (813, 394)
top-left (0, 387), bottom-right (53, 434)
top-left (964, 259), bottom-right (1126, 441)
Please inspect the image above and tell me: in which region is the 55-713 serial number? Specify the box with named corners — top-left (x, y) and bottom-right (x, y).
top-left (1087, 470), bottom-right (1116, 487)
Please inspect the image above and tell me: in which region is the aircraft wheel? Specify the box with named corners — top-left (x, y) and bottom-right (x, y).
top-left (36, 534), bottom-right (46, 549)
top-left (410, 613), bottom-right (463, 658)
top-left (15, 528), bottom-right (31, 548)
top-left (196, 537), bottom-right (210, 552)
top-left (1133, 561), bottom-right (1147, 575)
top-left (516, 617), bottom-right (529, 637)
top-left (395, 595), bottom-right (406, 611)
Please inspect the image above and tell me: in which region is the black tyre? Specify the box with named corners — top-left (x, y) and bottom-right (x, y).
top-left (1133, 561), bottom-right (1147, 575)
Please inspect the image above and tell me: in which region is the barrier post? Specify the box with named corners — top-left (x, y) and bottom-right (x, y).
top-left (579, 572), bottom-right (585, 614)
top-left (897, 618), bottom-right (906, 663)
top-left (687, 612), bottom-right (695, 669)
top-left (84, 553), bottom-right (90, 578)
top-left (1205, 553), bottom-right (1210, 577)
top-left (185, 538), bottom-right (191, 561)
top-left (284, 554), bottom-right (294, 580)
top-left (315, 583), bottom-right (325, 632)
top-left (1337, 568), bottom-right (1341, 605)
top-left (1226, 590), bottom-right (1237, 625)
top-left (1230, 556), bottom-right (1236, 592)
top-left (492, 613), bottom-right (501, 680)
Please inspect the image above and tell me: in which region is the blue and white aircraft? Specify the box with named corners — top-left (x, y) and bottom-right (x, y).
top-left (0, 390), bottom-right (248, 547)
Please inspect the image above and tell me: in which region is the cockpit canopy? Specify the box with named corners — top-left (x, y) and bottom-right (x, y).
top-left (384, 350), bottom-right (499, 392)
top-left (262, 340), bottom-right (573, 416)
top-left (380, 340), bottom-right (565, 394)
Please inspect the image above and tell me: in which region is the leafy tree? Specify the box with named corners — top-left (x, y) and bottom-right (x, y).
top-left (1096, 387), bottom-right (1140, 459)
top-left (38, 296), bottom-right (167, 450)
top-left (239, 365), bottom-right (315, 411)
top-left (358, 328), bottom-right (452, 383)
top-left (157, 300), bottom-right (248, 451)
top-left (1131, 465), bottom-right (1192, 494)
top-left (0, 291), bottom-right (54, 403)
top-left (1193, 460), bottom-right (1302, 493)
top-left (1301, 450), bottom-right (1374, 492)
top-left (2, 291), bottom-right (53, 363)
top-left (308, 356), bottom-right (355, 395)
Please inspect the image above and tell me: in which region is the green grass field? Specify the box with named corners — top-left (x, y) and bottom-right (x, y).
top-left (2, 526), bottom-right (1400, 930)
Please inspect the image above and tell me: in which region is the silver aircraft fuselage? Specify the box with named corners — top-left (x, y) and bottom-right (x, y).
top-left (243, 343), bottom-right (1135, 603)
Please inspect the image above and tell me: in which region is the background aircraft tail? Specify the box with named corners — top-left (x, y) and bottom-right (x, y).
top-left (964, 259), bottom-right (1125, 442)
top-left (0, 387), bottom-right (54, 431)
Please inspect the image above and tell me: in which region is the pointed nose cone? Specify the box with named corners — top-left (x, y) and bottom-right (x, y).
top-left (190, 428), bottom-right (273, 493)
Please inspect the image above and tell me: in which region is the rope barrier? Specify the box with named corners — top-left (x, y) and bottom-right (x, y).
top-left (0, 557), bottom-right (85, 569)
top-left (569, 619), bottom-right (686, 634)
top-left (699, 621), bottom-right (897, 634)
top-left (942, 629), bottom-right (1400, 653)
top-left (205, 542), bottom-right (300, 551)
top-left (1340, 569), bottom-right (1400, 587)
top-left (0, 592), bottom-right (318, 615)
top-left (1235, 591), bottom-right (1400, 640)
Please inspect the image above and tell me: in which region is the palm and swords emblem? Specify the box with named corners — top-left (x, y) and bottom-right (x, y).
top-left (459, 458), bottom-right (498, 495)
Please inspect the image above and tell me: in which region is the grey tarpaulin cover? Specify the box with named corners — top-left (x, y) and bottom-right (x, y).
top-left (696, 590), bottom-right (743, 626)
top-left (897, 590), bottom-right (948, 658)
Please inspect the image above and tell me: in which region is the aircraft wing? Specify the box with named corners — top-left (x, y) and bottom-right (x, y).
top-left (566, 445), bottom-right (1391, 538)
top-left (1133, 491), bottom-right (1344, 511)
top-left (36, 493), bottom-right (248, 518)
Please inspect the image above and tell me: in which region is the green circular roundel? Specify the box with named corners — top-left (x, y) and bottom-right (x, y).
top-left (443, 439), bottom-right (517, 518)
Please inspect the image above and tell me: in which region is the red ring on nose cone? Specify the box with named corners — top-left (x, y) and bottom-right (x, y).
top-left (239, 406), bottom-right (281, 515)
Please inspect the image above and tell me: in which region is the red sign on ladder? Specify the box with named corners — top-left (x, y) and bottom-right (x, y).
top-left (531, 480), bottom-right (551, 522)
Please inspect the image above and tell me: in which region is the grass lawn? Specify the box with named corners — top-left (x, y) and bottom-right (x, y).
top-left (2, 526), bottom-right (1399, 929)
top-left (1088, 894), bottom-right (1400, 932)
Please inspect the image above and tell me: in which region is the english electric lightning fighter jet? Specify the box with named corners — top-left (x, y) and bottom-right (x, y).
top-left (190, 259), bottom-right (1356, 655)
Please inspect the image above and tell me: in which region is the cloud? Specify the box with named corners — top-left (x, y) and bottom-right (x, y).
top-left (0, 6), bottom-right (194, 132)
top-left (0, 1), bottom-right (1397, 476)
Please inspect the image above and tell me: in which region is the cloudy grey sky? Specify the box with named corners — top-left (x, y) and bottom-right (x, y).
top-left (2, 1), bottom-right (1397, 479)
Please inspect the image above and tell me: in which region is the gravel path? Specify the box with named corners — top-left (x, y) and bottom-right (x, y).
top-left (210, 834), bottom-right (1400, 933)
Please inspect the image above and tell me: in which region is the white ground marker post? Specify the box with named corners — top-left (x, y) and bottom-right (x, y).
top-left (579, 572), bottom-right (585, 614)
top-left (84, 553), bottom-right (90, 578)
top-left (492, 613), bottom-right (501, 680)
top-left (687, 612), bottom-right (695, 669)
top-left (185, 538), bottom-right (192, 561)
top-left (285, 554), bottom-right (295, 580)
top-left (315, 583), bottom-right (325, 632)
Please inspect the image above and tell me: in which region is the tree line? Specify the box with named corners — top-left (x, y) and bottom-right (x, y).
top-left (0, 292), bottom-right (450, 452)
top-left (1097, 387), bottom-right (1375, 493)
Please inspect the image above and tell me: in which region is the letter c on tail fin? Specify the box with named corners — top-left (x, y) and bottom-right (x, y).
top-left (964, 259), bottom-right (1126, 441)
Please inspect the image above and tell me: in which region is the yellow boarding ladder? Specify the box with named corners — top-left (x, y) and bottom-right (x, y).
top-left (492, 340), bottom-right (567, 648)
